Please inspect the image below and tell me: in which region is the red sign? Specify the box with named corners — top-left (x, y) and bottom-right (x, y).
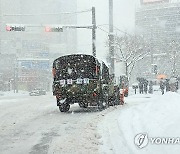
top-left (6, 26), bottom-right (12, 31)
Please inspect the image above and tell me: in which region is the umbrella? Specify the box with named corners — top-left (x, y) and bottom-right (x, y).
top-left (156, 74), bottom-right (167, 79)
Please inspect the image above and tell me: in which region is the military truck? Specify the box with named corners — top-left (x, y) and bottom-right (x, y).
top-left (52, 54), bottom-right (119, 112)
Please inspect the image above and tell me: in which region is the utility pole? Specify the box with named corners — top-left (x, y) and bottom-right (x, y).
top-left (172, 40), bottom-right (176, 77)
top-left (0, 0), bottom-right (2, 55)
top-left (109, 0), bottom-right (114, 75)
top-left (150, 28), bottom-right (154, 79)
top-left (92, 7), bottom-right (96, 57)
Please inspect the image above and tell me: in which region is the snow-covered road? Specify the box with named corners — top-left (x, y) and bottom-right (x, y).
top-left (0, 93), bottom-right (109, 154)
top-left (1, 90), bottom-right (180, 154)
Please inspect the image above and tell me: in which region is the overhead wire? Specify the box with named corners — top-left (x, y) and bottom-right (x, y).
top-left (3, 9), bottom-right (92, 16)
top-left (97, 24), bottom-right (131, 36)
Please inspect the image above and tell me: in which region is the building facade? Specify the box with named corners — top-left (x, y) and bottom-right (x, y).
top-left (134, 0), bottom-right (180, 80)
top-left (0, 0), bottom-right (77, 91)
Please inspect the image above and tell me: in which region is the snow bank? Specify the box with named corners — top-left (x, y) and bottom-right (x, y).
top-left (98, 92), bottom-right (180, 154)
top-left (119, 92), bottom-right (180, 154)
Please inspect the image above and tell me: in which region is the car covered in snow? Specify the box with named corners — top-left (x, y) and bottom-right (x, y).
top-left (29, 88), bottom-right (46, 96)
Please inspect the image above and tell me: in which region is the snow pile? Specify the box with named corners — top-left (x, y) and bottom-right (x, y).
top-left (98, 92), bottom-right (180, 154)
top-left (123, 92), bottom-right (180, 133)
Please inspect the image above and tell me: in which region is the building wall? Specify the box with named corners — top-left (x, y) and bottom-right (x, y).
top-left (134, 2), bottom-right (180, 79)
top-left (0, 54), bottom-right (16, 91)
top-left (0, 0), bottom-right (77, 56)
top-left (0, 0), bottom-right (77, 91)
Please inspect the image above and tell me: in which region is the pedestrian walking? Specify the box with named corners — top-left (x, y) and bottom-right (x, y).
top-left (139, 81), bottom-right (144, 94)
top-left (165, 79), bottom-right (170, 92)
top-left (160, 80), bottom-right (165, 95)
top-left (143, 79), bottom-right (148, 94)
top-left (148, 81), bottom-right (153, 94)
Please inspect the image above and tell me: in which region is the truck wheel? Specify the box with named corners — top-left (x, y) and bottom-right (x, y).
top-left (108, 96), bottom-right (115, 106)
top-left (104, 96), bottom-right (109, 108)
top-left (59, 104), bottom-right (70, 112)
top-left (98, 102), bottom-right (103, 110)
top-left (59, 105), bottom-right (64, 112)
top-left (98, 100), bottom-right (105, 110)
top-left (64, 104), bottom-right (70, 112)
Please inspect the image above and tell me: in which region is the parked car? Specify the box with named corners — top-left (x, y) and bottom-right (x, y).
top-left (29, 88), bottom-right (46, 96)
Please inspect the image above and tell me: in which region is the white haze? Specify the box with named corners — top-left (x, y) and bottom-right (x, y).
top-left (77, 0), bottom-right (139, 60)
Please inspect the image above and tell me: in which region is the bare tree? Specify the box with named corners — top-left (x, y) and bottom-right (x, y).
top-left (167, 40), bottom-right (180, 77)
top-left (112, 34), bottom-right (150, 81)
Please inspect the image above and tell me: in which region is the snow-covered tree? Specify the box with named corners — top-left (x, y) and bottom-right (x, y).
top-left (107, 34), bottom-right (150, 81)
top-left (167, 40), bottom-right (180, 77)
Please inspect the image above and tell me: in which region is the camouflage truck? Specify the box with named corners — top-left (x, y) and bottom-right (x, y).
top-left (52, 54), bottom-right (119, 112)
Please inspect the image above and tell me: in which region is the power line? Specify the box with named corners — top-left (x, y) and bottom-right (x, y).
top-left (97, 24), bottom-right (131, 36)
top-left (2, 9), bottom-right (92, 16)
top-left (97, 26), bottom-right (109, 34)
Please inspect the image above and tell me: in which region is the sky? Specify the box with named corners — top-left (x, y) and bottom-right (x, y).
top-left (76, 0), bottom-right (140, 60)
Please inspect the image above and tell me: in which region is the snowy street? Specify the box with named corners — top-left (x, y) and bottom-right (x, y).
top-left (1, 0), bottom-right (180, 154)
top-left (1, 90), bottom-right (180, 154)
top-left (0, 93), bottom-right (107, 154)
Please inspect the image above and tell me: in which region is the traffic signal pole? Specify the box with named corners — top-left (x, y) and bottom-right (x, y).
top-left (4, 8), bottom-right (97, 57)
top-left (0, 0), bottom-right (2, 55)
top-left (92, 7), bottom-right (96, 57)
top-left (109, 0), bottom-right (115, 75)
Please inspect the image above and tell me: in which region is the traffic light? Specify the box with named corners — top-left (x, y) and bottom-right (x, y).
top-left (153, 64), bottom-right (157, 74)
top-left (6, 24), bottom-right (25, 31)
top-left (45, 26), bottom-right (63, 32)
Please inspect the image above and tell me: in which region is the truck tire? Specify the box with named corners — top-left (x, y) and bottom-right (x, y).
top-left (98, 100), bottom-right (104, 110)
top-left (59, 105), bottom-right (64, 112)
top-left (59, 104), bottom-right (70, 112)
top-left (98, 99), bottom-right (107, 110)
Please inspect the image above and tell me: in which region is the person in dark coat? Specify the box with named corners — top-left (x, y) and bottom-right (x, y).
top-left (165, 79), bottom-right (170, 92)
top-left (160, 80), bottom-right (165, 95)
top-left (143, 80), bottom-right (148, 94)
top-left (148, 81), bottom-right (153, 94)
top-left (175, 80), bottom-right (179, 91)
top-left (139, 81), bottom-right (144, 94)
